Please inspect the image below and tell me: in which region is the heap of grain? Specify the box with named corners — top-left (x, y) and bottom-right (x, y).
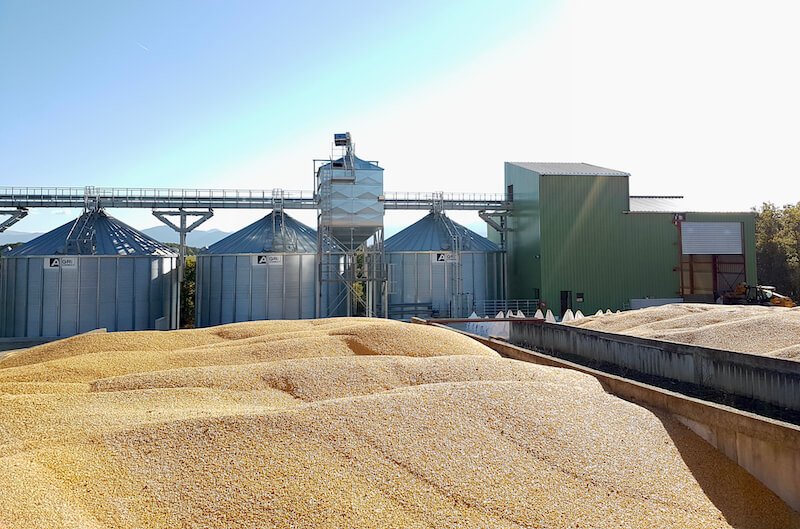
top-left (568, 303), bottom-right (800, 360)
top-left (1, 318), bottom-right (798, 528)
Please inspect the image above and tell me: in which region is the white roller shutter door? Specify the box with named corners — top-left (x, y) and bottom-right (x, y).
top-left (681, 222), bottom-right (743, 255)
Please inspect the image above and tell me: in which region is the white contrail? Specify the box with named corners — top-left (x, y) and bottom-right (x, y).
top-left (136, 41), bottom-right (151, 52)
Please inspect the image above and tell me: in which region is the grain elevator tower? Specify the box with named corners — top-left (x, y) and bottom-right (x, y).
top-left (315, 133), bottom-right (387, 317)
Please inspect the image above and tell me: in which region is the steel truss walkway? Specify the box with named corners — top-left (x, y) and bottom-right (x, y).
top-left (0, 187), bottom-right (510, 212)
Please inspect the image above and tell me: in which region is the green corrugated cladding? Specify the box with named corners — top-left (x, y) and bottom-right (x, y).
top-left (538, 174), bottom-right (631, 315)
top-left (621, 212), bottom-right (682, 303)
top-left (503, 164), bottom-right (758, 315)
top-left (504, 163), bottom-right (542, 298)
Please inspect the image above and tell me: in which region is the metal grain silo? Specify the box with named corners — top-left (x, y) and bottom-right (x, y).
top-left (0, 209), bottom-right (178, 338)
top-left (316, 147), bottom-right (384, 251)
top-left (385, 212), bottom-right (505, 320)
top-left (195, 210), bottom-right (317, 326)
top-left (315, 133), bottom-right (386, 317)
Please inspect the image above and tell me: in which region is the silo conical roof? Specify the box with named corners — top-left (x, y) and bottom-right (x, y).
top-left (317, 155), bottom-right (382, 171)
top-left (385, 212), bottom-right (501, 252)
top-left (7, 209), bottom-right (176, 256)
top-left (202, 211), bottom-right (318, 254)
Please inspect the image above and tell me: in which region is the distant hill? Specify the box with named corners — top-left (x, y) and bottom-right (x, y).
top-left (141, 226), bottom-right (230, 248)
top-left (0, 228), bottom-right (230, 249)
top-left (0, 230), bottom-right (42, 245)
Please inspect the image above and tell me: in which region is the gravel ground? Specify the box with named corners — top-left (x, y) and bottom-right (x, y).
top-left (0, 317), bottom-right (798, 528)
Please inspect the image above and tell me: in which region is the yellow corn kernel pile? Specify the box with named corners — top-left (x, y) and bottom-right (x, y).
top-left (0, 318), bottom-right (797, 528)
top-left (568, 304), bottom-right (800, 359)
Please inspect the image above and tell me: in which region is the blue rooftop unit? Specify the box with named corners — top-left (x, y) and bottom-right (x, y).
top-left (202, 211), bottom-right (318, 255)
top-left (385, 212), bottom-right (502, 253)
top-left (7, 209), bottom-right (175, 257)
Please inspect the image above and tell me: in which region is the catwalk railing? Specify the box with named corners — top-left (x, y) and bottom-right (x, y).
top-left (0, 187), bottom-right (510, 211)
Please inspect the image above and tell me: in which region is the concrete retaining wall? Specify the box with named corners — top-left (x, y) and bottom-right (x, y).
top-left (415, 320), bottom-right (800, 513)
top-left (509, 322), bottom-right (800, 413)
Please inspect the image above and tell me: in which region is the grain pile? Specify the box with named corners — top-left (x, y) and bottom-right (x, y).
top-left (1, 318), bottom-right (798, 528)
top-left (567, 304), bottom-right (800, 360)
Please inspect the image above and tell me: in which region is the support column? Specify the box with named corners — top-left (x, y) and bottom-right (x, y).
top-left (152, 208), bottom-right (214, 325)
top-left (480, 208), bottom-right (512, 308)
top-left (479, 209), bottom-right (510, 250)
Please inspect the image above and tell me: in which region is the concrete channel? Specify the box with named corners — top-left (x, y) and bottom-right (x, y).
top-left (415, 318), bottom-right (800, 514)
top-left (508, 320), bottom-right (800, 418)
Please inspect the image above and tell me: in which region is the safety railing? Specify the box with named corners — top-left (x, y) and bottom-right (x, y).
top-left (474, 299), bottom-right (541, 318)
top-left (384, 191), bottom-right (509, 210)
top-left (0, 187), bottom-right (511, 211)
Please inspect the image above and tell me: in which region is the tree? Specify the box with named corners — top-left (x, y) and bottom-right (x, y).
top-left (164, 243), bottom-right (200, 255)
top-left (352, 248), bottom-right (366, 316)
top-left (0, 242), bottom-right (23, 255)
top-left (180, 256), bottom-right (196, 328)
top-left (754, 202), bottom-right (799, 299)
top-left (780, 202), bottom-right (800, 299)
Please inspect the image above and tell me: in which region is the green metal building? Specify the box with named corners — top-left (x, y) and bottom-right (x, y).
top-left (498, 162), bottom-right (756, 316)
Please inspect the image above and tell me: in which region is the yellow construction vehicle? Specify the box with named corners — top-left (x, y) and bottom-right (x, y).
top-left (722, 283), bottom-right (796, 307)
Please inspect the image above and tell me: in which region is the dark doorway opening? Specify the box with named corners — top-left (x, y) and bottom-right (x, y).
top-left (560, 290), bottom-right (572, 317)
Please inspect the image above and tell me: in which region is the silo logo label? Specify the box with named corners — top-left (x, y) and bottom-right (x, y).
top-left (434, 253), bottom-right (456, 263)
top-left (254, 255), bottom-right (282, 265)
top-left (47, 257), bottom-right (77, 269)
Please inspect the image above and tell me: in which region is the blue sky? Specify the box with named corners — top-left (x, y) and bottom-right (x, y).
top-left (2, 0), bottom-right (799, 235)
top-left (1, 1), bottom-right (551, 187)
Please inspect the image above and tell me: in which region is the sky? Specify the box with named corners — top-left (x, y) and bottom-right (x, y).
top-left (2, 0), bottom-right (799, 236)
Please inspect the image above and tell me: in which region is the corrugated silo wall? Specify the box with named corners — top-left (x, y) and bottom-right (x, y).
top-left (0, 257), bottom-right (5, 337)
top-left (0, 256), bottom-right (178, 338)
top-left (195, 253), bottom-right (316, 327)
top-left (387, 251), bottom-right (504, 318)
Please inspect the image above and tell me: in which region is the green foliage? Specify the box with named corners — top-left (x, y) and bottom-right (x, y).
top-left (0, 242), bottom-right (23, 255)
top-left (180, 256), bottom-right (196, 328)
top-left (351, 249), bottom-right (366, 316)
top-left (164, 243), bottom-right (201, 256)
top-left (754, 202), bottom-right (800, 299)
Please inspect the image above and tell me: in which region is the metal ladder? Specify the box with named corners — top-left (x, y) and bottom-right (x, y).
top-left (64, 209), bottom-right (97, 254)
top-left (439, 211), bottom-right (465, 317)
